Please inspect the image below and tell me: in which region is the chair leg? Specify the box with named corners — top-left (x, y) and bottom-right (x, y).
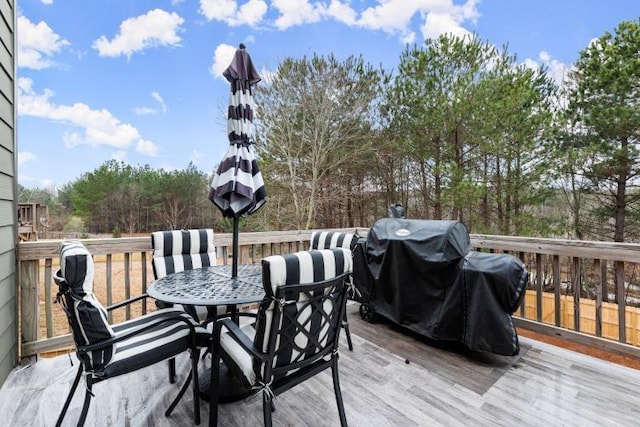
top-left (342, 320), bottom-right (353, 351)
top-left (56, 365), bottom-right (83, 427)
top-left (331, 359), bottom-right (348, 427)
top-left (77, 375), bottom-right (94, 427)
top-left (168, 357), bottom-right (177, 383)
top-left (263, 392), bottom-right (273, 427)
top-left (208, 351), bottom-right (221, 427)
top-left (192, 349), bottom-right (201, 425)
top-left (165, 371), bottom-right (192, 417)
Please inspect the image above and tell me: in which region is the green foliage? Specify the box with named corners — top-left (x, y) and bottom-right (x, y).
top-left (255, 53), bottom-right (386, 229)
top-left (17, 184), bottom-right (55, 206)
top-left (384, 34), bottom-right (555, 234)
top-left (64, 160), bottom-right (217, 234)
top-left (63, 216), bottom-right (85, 233)
top-left (564, 18), bottom-right (640, 241)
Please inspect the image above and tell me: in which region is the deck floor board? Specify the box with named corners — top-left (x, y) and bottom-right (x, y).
top-left (2, 303), bottom-right (640, 426)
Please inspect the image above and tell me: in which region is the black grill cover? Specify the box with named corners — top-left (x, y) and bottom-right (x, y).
top-left (354, 218), bottom-right (528, 356)
top-left (462, 252), bottom-right (528, 355)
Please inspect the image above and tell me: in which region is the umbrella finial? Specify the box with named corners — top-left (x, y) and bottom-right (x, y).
top-left (239, 43), bottom-right (246, 49)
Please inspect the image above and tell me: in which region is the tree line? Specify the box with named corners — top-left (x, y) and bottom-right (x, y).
top-left (20, 19), bottom-right (640, 242)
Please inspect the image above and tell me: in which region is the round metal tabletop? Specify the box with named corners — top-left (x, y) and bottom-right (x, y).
top-left (148, 264), bottom-right (264, 306)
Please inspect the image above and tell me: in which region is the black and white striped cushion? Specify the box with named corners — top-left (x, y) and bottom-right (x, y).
top-left (104, 307), bottom-right (209, 377)
top-left (151, 229), bottom-right (216, 278)
top-left (151, 229), bottom-right (224, 322)
top-left (309, 231), bottom-right (357, 251)
top-left (220, 248), bottom-right (352, 385)
top-left (54, 241), bottom-right (116, 370)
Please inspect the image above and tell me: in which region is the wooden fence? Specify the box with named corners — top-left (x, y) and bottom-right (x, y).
top-left (17, 229), bottom-right (640, 359)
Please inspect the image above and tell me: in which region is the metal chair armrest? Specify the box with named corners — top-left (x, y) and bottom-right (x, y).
top-left (213, 317), bottom-right (268, 362)
top-left (106, 293), bottom-right (149, 312)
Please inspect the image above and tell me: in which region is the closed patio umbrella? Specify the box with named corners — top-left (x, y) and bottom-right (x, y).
top-left (209, 43), bottom-right (266, 277)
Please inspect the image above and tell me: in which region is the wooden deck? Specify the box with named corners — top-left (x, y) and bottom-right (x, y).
top-left (2, 303), bottom-right (640, 426)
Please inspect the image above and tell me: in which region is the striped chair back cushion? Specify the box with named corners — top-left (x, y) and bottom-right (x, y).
top-left (54, 241), bottom-right (115, 370)
top-left (309, 231), bottom-right (357, 251)
top-left (254, 248), bottom-right (353, 382)
top-left (151, 229), bottom-right (217, 279)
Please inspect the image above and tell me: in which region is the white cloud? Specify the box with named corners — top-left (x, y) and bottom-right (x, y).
top-left (41, 0), bottom-right (54, 4)
top-left (420, 12), bottom-right (472, 40)
top-left (325, 0), bottom-right (358, 26)
top-left (197, 1), bottom-right (479, 45)
top-left (136, 139), bottom-right (158, 156)
top-left (523, 58), bottom-right (538, 70)
top-left (210, 43), bottom-right (237, 77)
top-left (134, 107), bottom-right (157, 116)
top-left (151, 92), bottom-right (167, 113)
top-left (358, 0), bottom-right (478, 42)
top-left (17, 77), bottom-right (156, 156)
top-left (199, 0), bottom-right (268, 26)
top-left (272, 0), bottom-right (325, 29)
top-left (18, 152), bottom-right (36, 165)
top-left (92, 9), bottom-right (184, 58)
top-left (17, 16), bottom-right (69, 70)
top-left (358, 1), bottom-right (420, 34)
top-left (134, 91), bottom-right (168, 115)
top-left (523, 51), bottom-right (572, 86)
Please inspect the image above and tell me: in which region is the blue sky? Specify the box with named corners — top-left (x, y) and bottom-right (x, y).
top-left (16, 0), bottom-right (639, 190)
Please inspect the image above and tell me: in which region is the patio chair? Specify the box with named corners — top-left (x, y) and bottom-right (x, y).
top-left (151, 229), bottom-right (231, 380)
top-left (53, 240), bottom-right (209, 426)
top-left (151, 229), bottom-right (230, 322)
top-left (209, 248), bottom-right (353, 427)
top-left (309, 230), bottom-right (358, 351)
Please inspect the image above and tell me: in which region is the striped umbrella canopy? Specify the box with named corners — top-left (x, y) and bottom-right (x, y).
top-left (209, 43), bottom-right (266, 218)
top-left (208, 44), bottom-right (266, 278)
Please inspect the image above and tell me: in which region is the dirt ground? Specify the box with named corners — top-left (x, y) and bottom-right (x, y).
top-left (40, 256), bottom-right (640, 370)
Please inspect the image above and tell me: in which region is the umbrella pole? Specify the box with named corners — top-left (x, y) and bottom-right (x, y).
top-left (232, 215), bottom-right (239, 278)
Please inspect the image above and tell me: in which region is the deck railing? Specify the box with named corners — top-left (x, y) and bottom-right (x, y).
top-left (17, 229), bottom-right (640, 359)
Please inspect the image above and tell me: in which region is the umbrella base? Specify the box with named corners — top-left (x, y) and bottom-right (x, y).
top-left (199, 360), bottom-right (254, 403)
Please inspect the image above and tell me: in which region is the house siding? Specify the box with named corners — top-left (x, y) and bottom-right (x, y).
top-left (0, 0), bottom-right (17, 387)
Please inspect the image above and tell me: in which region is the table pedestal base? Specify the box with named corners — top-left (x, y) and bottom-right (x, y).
top-left (199, 361), bottom-right (254, 403)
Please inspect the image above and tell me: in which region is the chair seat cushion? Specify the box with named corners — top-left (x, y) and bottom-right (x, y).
top-left (220, 322), bottom-right (257, 385)
top-left (103, 308), bottom-right (210, 377)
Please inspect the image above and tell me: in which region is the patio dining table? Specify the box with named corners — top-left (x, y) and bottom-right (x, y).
top-left (147, 263), bottom-right (265, 402)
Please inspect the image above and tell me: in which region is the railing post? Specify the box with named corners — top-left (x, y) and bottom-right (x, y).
top-left (44, 258), bottom-right (53, 338)
top-left (594, 258), bottom-right (603, 337)
top-left (124, 253), bottom-right (131, 320)
top-left (615, 260), bottom-right (626, 343)
top-left (141, 251), bottom-right (148, 314)
top-left (519, 252), bottom-right (526, 318)
top-left (20, 260), bottom-right (39, 356)
top-left (553, 255), bottom-right (561, 327)
top-left (572, 257), bottom-right (581, 332)
top-left (106, 253), bottom-right (113, 323)
top-left (536, 253), bottom-right (543, 322)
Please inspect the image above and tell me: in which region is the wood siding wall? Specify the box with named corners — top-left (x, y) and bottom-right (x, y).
top-left (0, 0), bottom-right (16, 388)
